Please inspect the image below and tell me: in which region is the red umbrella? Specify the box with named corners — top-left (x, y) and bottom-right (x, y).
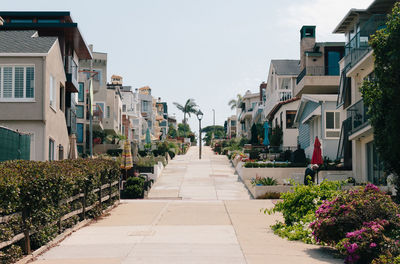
top-left (311, 137), bottom-right (323, 184)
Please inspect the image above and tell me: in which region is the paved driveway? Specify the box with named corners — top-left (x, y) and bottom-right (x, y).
top-left (33, 147), bottom-right (342, 264)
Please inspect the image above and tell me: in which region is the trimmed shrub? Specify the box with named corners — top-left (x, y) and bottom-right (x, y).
top-left (0, 159), bottom-right (120, 263)
top-left (310, 184), bottom-right (400, 264)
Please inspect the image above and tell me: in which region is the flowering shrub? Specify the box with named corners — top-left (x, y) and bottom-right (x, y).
top-left (251, 176), bottom-right (277, 186)
top-left (265, 181), bottom-right (342, 243)
top-left (310, 184), bottom-right (400, 263)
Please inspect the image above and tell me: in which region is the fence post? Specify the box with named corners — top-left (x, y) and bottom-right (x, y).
top-left (109, 179), bottom-right (112, 205)
top-left (81, 190), bottom-right (86, 220)
top-left (22, 209), bottom-right (31, 255)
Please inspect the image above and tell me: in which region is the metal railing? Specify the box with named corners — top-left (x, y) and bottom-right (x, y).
top-left (279, 91), bottom-right (292, 101)
top-left (344, 14), bottom-right (386, 68)
top-left (296, 66), bottom-right (340, 84)
top-left (347, 99), bottom-right (369, 134)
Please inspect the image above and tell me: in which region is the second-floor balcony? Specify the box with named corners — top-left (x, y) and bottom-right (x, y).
top-left (86, 105), bottom-right (104, 131)
top-left (294, 66), bottom-right (340, 97)
top-left (344, 14), bottom-right (386, 70)
top-left (347, 99), bottom-right (369, 135)
top-left (66, 56), bottom-right (79, 92)
top-left (240, 108), bottom-right (254, 121)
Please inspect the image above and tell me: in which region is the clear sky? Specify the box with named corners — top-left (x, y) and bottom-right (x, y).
top-left (2, 0), bottom-right (370, 131)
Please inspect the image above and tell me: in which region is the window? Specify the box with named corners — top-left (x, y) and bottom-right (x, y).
top-left (78, 82), bottom-right (84, 102)
top-left (286, 111), bottom-right (296, 129)
top-left (280, 78), bottom-right (290, 90)
top-left (0, 66), bottom-right (35, 100)
top-left (49, 75), bottom-right (55, 108)
top-left (106, 106), bottom-right (110, 118)
top-left (122, 104), bottom-right (126, 112)
top-left (10, 19), bottom-right (33, 23)
top-left (59, 85), bottom-right (64, 111)
top-left (96, 102), bottom-right (105, 118)
top-left (49, 138), bottom-right (55, 161)
top-left (142, 101), bottom-right (149, 112)
top-left (93, 69), bottom-right (102, 82)
top-left (325, 111), bottom-right (341, 138)
top-left (77, 123), bottom-right (84, 143)
top-left (76, 105), bottom-right (84, 119)
top-left (231, 120), bottom-right (236, 126)
top-left (280, 112), bottom-right (283, 129)
top-left (38, 19), bottom-right (60, 23)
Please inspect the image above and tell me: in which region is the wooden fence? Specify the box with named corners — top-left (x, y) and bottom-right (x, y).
top-left (0, 180), bottom-right (119, 254)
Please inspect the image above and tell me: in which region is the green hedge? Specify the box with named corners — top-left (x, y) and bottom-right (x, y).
top-left (244, 162), bottom-right (306, 168)
top-left (0, 159), bottom-right (120, 263)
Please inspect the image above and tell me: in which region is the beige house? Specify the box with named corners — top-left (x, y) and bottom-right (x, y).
top-left (237, 90), bottom-right (260, 139)
top-left (334, 0), bottom-right (397, 184)
top-left (226, 115), bottom-right (237, 138)
top-left (0, 31), bottom-right (69, 160)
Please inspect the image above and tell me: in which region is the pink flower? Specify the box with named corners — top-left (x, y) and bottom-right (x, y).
top-left (369, 243), bottom-right (377, 248)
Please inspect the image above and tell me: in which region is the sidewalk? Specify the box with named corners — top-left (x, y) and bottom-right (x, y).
top-left (33, 147), bottom-right (342, 264)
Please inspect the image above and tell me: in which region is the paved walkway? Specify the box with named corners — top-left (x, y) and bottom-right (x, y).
top-left (33, 147), bottom-right (342, 264)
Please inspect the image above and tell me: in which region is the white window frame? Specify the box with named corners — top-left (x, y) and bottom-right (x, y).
top-left (325, 111), bottom-right (341, 139)
top-left (49, 75), bottom-right (56, 110)
top-left (0, 65), bottom-right (35, 102)
top-left (49, 137), bottom-right (55, 161)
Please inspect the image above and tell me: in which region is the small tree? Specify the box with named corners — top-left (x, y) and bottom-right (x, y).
top-left (360, 3), bottom-right (400, 199)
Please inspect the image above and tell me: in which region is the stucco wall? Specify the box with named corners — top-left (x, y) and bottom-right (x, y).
top-left (44, 40), bottom-right (69, 160)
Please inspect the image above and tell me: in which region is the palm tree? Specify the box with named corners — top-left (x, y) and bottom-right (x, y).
top-left (173, 99), bottom-right (198, 125)
top-left (228, 94), bottom-right (243, 110)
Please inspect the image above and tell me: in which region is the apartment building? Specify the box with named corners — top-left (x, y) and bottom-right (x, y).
top-left (334, 0), bottom-right (397, 184)
top-left (293, 26), bottom-right (345, 160)
top-left (76, 45), bottom-right (107, 155)
top-left (105, 75), bottom-right (123, 135)
top-left (237, 90), bottom-right (260, 139)
top-left (156, 99), bottom-right (168, 140)
top-left (262, 60), bottom-right (300, 118)
top-left (138, 86), bottom-right (155, 143)
top-left (0, 31), bottom-right (69, 160)
top-left (0, 11), bottom-right (92, 159)
top-left (226, 115), bottom-right (237, 138)
top-left (121, 86), bottom-right (141, 142)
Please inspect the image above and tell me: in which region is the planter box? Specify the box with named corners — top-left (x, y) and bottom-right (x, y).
top-left (238, 165), bottom-right (305, 184)
top-left (253, 185), bottom-right (293, 199)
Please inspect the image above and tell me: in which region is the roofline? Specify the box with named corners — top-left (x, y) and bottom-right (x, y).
top-left (0, 53), bottom-right (48, 57)
top-left (0, 11), bottom-right (71, 17)
top-left (267, 97), bottom-right (300, 121)
top-left (333, 8), bottom-right (366, 33)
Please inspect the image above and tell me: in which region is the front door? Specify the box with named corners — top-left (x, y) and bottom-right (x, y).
top-left (366, 141), bottom-right (385, 185)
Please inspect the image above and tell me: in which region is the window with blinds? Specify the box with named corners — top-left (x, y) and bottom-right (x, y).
top-left (0, 66), bottom-right (35, 100)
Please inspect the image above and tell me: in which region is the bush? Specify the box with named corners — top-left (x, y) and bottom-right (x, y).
top-left (106, 149), bottom-right (123, 157)
top-left (251, 176), bottom-right (277, 186)
top-left (0, 159), bottom-right (120, 263)
top-left (310, 184), bottom-right (400, 264)
top-left (265, 181), bottom-right (343, 243)
top-left (121, 177), bottom-right (145, 199)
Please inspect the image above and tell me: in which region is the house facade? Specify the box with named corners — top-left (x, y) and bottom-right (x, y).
top-left (334, 0), bottom-right (397, 184)
top-left (294, 95), bottom-right (342, 161)
top-left (0, 31), bottom-right (69, 160)
top-left (237, 90), bottom-right (260, 139)
top-left (226, 115), bottom-right (237, 139)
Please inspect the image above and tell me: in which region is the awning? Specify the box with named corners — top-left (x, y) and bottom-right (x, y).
top-left (302, 106), bottom-right (321, 124)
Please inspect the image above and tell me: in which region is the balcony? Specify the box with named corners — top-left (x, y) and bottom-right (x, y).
top-left (86, 105), bottom-right (104, 131)
top-left (344, 14), bottom-right (386, 70)
top-left (240, 108), bottom-right (253, 121)
top-left (294, 66), bottom-right (340, 97)
top-left (66, 56), bottom-right (79, 92)
top-left (347, 99), bottom-right (369, 135)
top-left (279, 91), bottom-right (292, 102)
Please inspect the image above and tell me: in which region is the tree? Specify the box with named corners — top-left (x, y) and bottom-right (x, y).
top-left (228, 94), bottom-right (243, 110)
top-left (360, 3), bottom-right (400, 199)
top-left (202, 125), bottom-right (226, 146)
top-left (167, 125), bottom-right (177, 139)
top-left (173, 99), bottom-right (198, 125)
top-left (177, 123), bottom-right (192, 138)
top-left (250, 123), bottom-right (263, 145)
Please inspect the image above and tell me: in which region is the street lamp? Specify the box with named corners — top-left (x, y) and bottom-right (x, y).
top-left (196, 110), bottom-right (203, 159)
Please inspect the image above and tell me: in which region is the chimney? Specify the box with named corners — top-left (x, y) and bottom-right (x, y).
top-left (300, 26), bottom-right (316, 69)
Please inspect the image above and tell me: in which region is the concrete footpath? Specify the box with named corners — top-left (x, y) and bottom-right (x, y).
top-left (33, 147), bottom-right (342, 264)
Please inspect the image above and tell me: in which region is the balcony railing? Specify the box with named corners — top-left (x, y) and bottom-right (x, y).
top-left (93, 105), bottom-right (104, 123)
top-left (296, 66), bottom-right (340, 84)
top-left (344, 14), bottom-right (387, 68)
top-left (279, 91), bottom-right (292, 101)
top-left (347, 99), bottom-right (369, 134)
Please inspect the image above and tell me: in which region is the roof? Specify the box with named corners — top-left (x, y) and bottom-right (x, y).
top-left (333, 0), bottom-right (399, 33)
top-left (267, 97), bottom-right (300, 121)
top-left (0, 30), bottom-right (57, 54)
top-left (294, 94), bottom-right (338, 125)
top-left (271, 60), bottom-right (301, 75)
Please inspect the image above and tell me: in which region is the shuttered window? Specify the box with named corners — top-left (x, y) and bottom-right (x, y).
top-left (0, 66), bottom-right (35, 100)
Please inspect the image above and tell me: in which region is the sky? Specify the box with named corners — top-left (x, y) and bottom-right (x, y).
top-left (2, 0), bottom-right (370, 132)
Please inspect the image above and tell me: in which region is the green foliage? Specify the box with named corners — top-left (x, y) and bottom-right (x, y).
top-left (264, 181), bottom-right (343, 244)
top-left (310, 184), bottom-right (400, 263)
top-left (228, 94), bottom-right (243, 110)
top-left (251, 177), bottom-right (277, 186)
top-left (167, 125), bottom-right (177, 139)
top-left (173, 99), bottom-right (198, 125)
top-left (244, 162), bottom-right (306, 168)
top-left (0, 159), bottom-right (120, 262)
top-left (372, 255), bottom-right (400, 264)
top-left (106, 149), bottom-right (123, 157)
top-left (202, 126), bottom-right (226, 145)
top-left (269, 126), bottom-right (283, 147)
top-left (250, 123), bottom-right (263, 145)
top-left (121, 176), bottom-right (154, 199)
top-left (360, 3), bottom-right (400, 199)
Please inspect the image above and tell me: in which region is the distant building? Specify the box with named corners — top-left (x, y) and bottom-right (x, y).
top-left (226, 115), bottom-right (237, 138)
top-left (237, 90), bottom-right (260, 139)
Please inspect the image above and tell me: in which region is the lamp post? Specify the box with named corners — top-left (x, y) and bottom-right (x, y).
top-left (196, 110), bottom-right (203, 159)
